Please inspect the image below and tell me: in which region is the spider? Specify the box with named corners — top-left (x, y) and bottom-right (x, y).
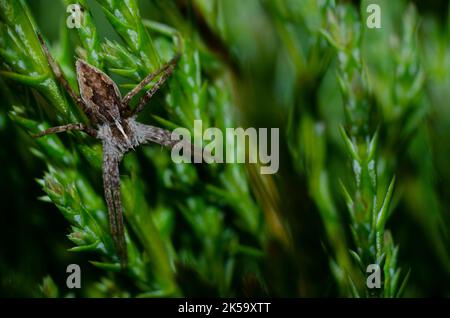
top-left (34, 33), bottom-right (193, 268)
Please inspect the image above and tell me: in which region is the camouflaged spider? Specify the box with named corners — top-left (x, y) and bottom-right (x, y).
top-left (34, 33), bottom-right (185, 268)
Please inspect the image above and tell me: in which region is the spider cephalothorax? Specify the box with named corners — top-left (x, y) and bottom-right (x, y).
top-left (35, 33), bottom-right (186, 267)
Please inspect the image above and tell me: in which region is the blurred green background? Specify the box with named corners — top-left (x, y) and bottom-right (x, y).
top-left (1, 0), bottom-right (450, 297)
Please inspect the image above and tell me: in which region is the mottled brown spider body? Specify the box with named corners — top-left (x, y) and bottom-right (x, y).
top-left (34, 33), bottom-right (181, 267)
top-left (76, 59), bottom-right (125, 125)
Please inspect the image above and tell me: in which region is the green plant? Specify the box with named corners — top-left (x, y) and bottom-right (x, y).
top-left (1, 0), bottom-right (450, 298)
top-left (0, 0), bottom-right (274, 297)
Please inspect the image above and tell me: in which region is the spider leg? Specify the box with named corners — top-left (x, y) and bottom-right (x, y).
top-left (102, 145), bottom-right (127, 268)
top-left (37, 33), bottom-right (91, 118)
top-left (32, 123), bottom-right (97, 138)
top-left (122, 54), bottom-right (180, 116)
top-left (136, 123), bottom-right (211, 161)
top-left (137, 124), bottom-right (178, 147)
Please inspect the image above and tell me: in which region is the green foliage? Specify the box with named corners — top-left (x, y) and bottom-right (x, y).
top-left (1, 0), bottom-right (450, 297)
